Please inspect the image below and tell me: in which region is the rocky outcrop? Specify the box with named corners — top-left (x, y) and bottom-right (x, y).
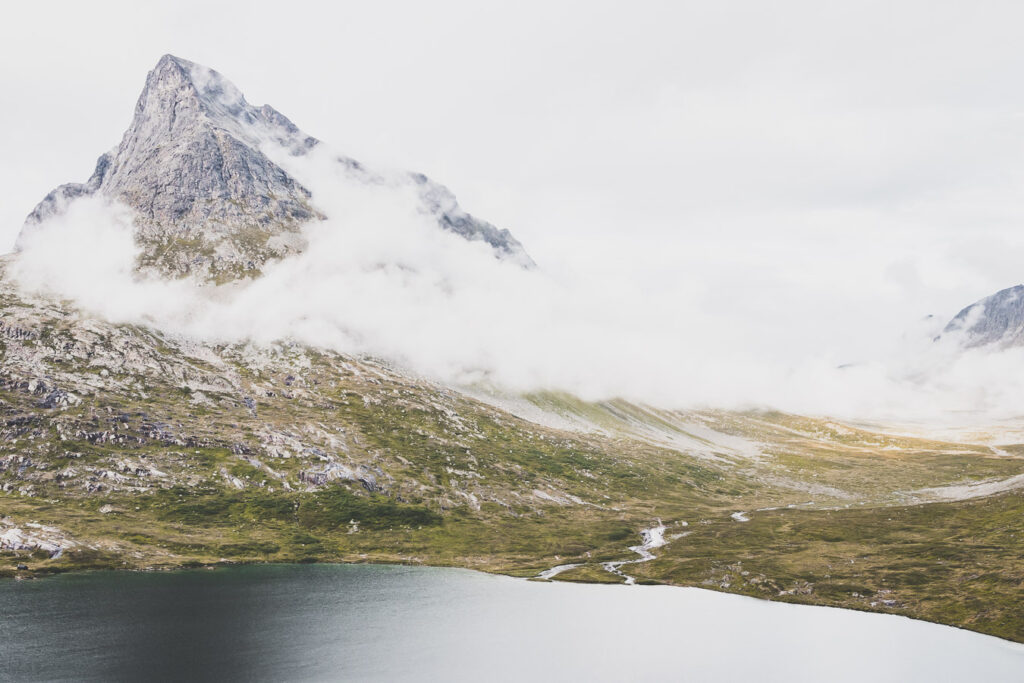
top-left (0, 519), bottom-right (78, 558)
top-left (411, 174), bottom-right (532, 265)
top-left (20, 55), bottom-right (533, 280)
top-left (23, 55), bottom-right (319, 280)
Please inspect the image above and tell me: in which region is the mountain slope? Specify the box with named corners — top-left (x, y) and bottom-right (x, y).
top-left (2, 56), bottom-right (1024, 644)
top-left (942, 284), bottom-right (1024, 348)
top-left (21, 55), bottom-right (533, 280)
top-left (1, 266), bottom-right (1023, 640)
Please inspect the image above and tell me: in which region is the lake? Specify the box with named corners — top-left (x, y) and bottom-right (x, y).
top-left (0, 563), bottom-right (1021, 681)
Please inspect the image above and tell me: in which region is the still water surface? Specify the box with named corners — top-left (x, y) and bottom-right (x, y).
top-left (1, 563), bottom-right (1022, 682)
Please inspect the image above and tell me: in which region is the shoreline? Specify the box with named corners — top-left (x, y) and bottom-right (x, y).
top-left (6, 557), bottom-right (1024, 649)
top-left (6, 553), bottom-right (1024, 647)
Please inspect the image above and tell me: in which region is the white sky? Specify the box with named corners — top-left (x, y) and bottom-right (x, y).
top-left (4, 0), bottom-right (1024, 421)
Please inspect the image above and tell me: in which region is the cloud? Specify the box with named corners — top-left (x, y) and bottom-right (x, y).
top-left (7, 1), bottom-right (1024, 428)
top-left (11, 136), bottom-right (1024, 428)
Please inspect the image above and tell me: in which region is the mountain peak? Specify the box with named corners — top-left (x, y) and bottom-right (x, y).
top-left (143, 55), bottom-right (259, 130)
top-left (150, 53), bottom-right (197, 82)
top-left (132, 55), bottom-right (314, 158)
top-left (148, 54), bottom-right (246, 107)
top-left (20, 55), bottom-right (533, 280)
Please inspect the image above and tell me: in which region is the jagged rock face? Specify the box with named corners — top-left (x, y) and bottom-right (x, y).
top-left (24, 56), bottom-right (320, 280)
top-left (21, 55), bottom-right (533, 280)
top-left (105, 56), bottom-right (318, 227)
top-left (411, 173), bottom-right (529, 264)
top-left (942, 284), bottom-right (1024, 348)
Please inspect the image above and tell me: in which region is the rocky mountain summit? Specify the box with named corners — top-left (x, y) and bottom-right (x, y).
top-left (942, 284), bottom-right (1024, 348)
top-left (20, 55), bottom-right (532, 280)
top-left (3, 56), bottom-right (1024, 645)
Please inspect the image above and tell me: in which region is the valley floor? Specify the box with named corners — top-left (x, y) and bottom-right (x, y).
top-left (1, 274), bottom-right (1023, 643)
top-left (4, 478), bottom-right (1023, 643)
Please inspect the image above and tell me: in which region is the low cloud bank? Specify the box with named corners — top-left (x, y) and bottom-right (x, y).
top-left (10, 142), bottom-right (1024, 427)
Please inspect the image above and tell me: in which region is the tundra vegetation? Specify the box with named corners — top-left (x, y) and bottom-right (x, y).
top-left (1, 272), bottom-right (1022, 643)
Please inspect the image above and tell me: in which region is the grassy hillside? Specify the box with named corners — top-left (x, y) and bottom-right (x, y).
top-left (1, 277), bottom-right (1022, 642)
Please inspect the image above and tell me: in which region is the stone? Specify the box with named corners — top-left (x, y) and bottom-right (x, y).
top-left (20, 55), bottom-right (534, 281)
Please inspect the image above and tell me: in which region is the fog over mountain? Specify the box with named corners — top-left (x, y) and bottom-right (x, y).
top-left (941, 286), bottom-right (1024, 349)
top-left (5, 9), bottom-right (1024, 655)
top-left (8, 14), bottom-right (1024, 425)
top-left (22, 55), bottom-right (531, 281)
top-left (8, 53), bottom-right (1024, 425)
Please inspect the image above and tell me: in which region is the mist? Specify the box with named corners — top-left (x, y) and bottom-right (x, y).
top-left (6, 1), bottom-right (1024, 426)
top-left (10, 131), bottom-right (1024, 427)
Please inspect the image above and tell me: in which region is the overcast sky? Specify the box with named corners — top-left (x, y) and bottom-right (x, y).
top-left (4, 0), bottom-right (1024, 420)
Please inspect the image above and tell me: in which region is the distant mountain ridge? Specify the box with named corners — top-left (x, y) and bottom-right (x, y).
top-left (20, 55), bottom-right (533, 280)
top-left (942, 284), bottom-right (1024, 348)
